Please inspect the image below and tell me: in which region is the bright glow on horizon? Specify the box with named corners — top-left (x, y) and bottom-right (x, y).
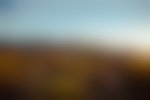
top-left (0, 0), bottom-right (150, 52)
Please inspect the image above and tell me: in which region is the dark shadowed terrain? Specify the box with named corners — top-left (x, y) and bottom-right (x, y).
top-left (0, 44), bottom-right (150, 100)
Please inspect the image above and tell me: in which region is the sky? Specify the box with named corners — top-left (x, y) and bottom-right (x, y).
top-left (0, 0), bottom-right (150, 50)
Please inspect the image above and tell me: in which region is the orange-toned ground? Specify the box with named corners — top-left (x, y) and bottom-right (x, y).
top-left (0, 45), bottom-right (150, 100)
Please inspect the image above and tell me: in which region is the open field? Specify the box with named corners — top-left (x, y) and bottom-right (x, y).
top-left (0, 44), bottom-right (150, 100)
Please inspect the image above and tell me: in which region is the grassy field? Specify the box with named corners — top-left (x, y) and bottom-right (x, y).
top-left (0, 45), bottom-right (150, 100)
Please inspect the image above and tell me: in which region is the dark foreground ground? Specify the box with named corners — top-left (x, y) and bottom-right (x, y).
top-left (0, 45), bottom-right (150, 100)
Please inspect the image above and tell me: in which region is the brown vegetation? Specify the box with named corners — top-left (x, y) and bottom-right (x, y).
top-left (0, 45), bottom-right (150, 100)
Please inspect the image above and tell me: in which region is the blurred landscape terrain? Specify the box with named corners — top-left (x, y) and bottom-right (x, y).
top-left (0, 43), bottom-right (150, 100)
top-left (0, 0), bottom-right (150, 100)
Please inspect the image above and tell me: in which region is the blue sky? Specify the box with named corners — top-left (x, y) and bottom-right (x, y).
top-left (0, 0), bottom-right (150, 49)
